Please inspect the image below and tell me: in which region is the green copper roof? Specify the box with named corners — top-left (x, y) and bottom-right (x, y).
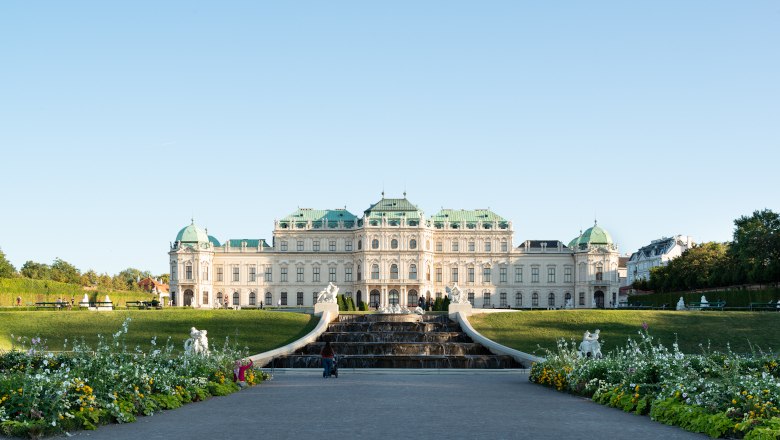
top-left (364, 197), bottom-right (423, 220)
top-left (208, 235), bottom-right (221, 247)
top-left (280, 208), bottom-right (357, 223)
top-left (430, 209), bottom-right (509, 229)
top-left (569, 222), bottom-right (614, 249)
top-left (175, 221), bottom-right (209, 244)
top-left (227, 239), bottom-right (270, 248)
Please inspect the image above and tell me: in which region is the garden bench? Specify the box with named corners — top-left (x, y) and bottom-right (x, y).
top-left (35, 302), bottom-right (66, 310)
top-left (749, 302), bottom-right (779, 311)
top-left (688, 301), bottom-right (726, 310)
top-left (126, 301), bottom-right (150, 309)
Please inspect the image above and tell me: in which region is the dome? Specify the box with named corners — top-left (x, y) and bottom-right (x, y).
top-left (569, 221), bottom-right (614, 249)
top-left (175, 220), bottom-right (209, 244)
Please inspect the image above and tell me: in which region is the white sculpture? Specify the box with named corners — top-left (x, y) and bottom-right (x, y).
top-left (446, 284), bottom-right (469, 305)
top-left (316, 282), bottom-right (339, 304)
top-left (80, 293), bottom-right (90, 307)
top-left (414, 306), bottom-right (425, 315)
top-left (564, 298), bottom-right (573, 309)
top-left (676, 297), bottom-right (686, 311)
top-left (184, 327), bottom-right (210, 356)
top-left (700, 295), bottom-right (709, 308)
top-left (578, 329), bottom-right (602, 359)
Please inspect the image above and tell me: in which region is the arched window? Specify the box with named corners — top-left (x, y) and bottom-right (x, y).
top-left (391, 239), bottom-right (398, 249)
top-left (249, 292), bottom-right (256, 306)
top-left (426, 266), bottom-right (431, 281)
top-left (565, 292), bottom-right (572, 303)
top-left (515, 291), bottom-right (522, 307)
top-left (202, 290), bottom-right (209, 305)
top-left (482, 291), bottom-right (491, 307)
top-left (233, 291), bottom-right (240, 306)
top-left (407, 289), bottom-right (418, 307)
top-left (357, 264), bottom-right (362, 281)
top-left (371, 264), bottom-right (379, 279)
top-left (579, 291), bottom-right (585, 306)
top-left (390, 264), bottom-right (399, 279)
top-left (389, 289), bottom-right (399, 305)
top-left (358, 240), bottom-right (362, 250)
top-left (548, 292), bottom-right (556, 307)
top-left (410, 239), bottom-right (417, 249)
top-left (370, 290), bottom-right (380, 308)
top-left (371, 239), bottom-right (379, 249)
top-left (265, 292), bottom-right (272, 306)
top-left (409, 264), bottom-right (417, 280)
top-left (532, 292), bottom-right (539, 307)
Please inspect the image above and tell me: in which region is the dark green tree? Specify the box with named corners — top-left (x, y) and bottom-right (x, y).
top-left (730, 209), bottom-right (780, 284)
top-left (51, 257), bottom-right (81, 284)
top-left (0, 247), bottom-right (16, 278)
top-left (20, 260), bottom-right (51, 280)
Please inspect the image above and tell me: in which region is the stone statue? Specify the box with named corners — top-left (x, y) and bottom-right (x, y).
top-left (676, 297), bottom-right (686, 311)
top-left (564, 298), bottom-right (573, 309)
top-left (446, 284), bottom-right (468, 304)
top-left (700, 295), bottom-right (709, 308)
top-left (578, 329), bottom-right (602, 359)
top-left (184, 327), bottom-right (209, 356)
top-left (414, 306), bottom-right (425, 315)
top-left (316, 282), bottom-right (339, 304)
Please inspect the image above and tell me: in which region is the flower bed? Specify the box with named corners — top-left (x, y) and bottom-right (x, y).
top-left (0, 318), bottom-right (268, 438)
top-left (530, 327), bottom-right (780, 439)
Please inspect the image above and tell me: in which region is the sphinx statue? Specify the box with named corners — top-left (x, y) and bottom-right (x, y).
top-left (578, 329), bottom-right (602, 359)
top-left (184, 327), bottom-right (210, 356)
top-left (446, 284), bottom-right (469, 304)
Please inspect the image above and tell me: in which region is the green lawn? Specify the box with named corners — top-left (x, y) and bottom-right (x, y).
top-left (0, 309), bottom-right (318, 354)
top-left (470, 310), bottom-right (780, 356)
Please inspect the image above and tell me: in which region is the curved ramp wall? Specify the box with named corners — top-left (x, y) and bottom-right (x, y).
top-left (248, 310), bottom-right (335, 367)
top-left (454, 311), bottom-right (546, 367)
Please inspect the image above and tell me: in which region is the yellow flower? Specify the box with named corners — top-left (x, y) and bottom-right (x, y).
top-left (732, 399), bottom-right (737, 404)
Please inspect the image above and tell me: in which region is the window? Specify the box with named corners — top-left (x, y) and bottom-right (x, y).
top-left (249, 266), bottom-right (256, 282)
top-left (313, 240), bottom-right (320, 252)
top-left (370, 290), bottom-right (380, 308)
top-left (233, 291), bottom-right (240, 305)
top-left (468, 291), bottom-right (475, 305)
top-left (468, 241), bottom-right (475, 252)
top-left (532, 292), bottom-right (539, 307)
top-left (357, 265), bottom-right (362, 281)
top-left (426, 240), bottom-right (430, 250)
top-left (281, 292), bottom-right (287, 306)
top-left (436, 241), bottom-right (442, 252)
top-left (249, 292), bottom-right (256, 306)
top-left (391, 239), bottom-right (398, 249)
top-left (371, 264), bottom-right (379, 280)
top-left (329, 240), bottom-right (336, 252)
top-left (596, 264), bottom-right (603, 281)
top-left (515, 291), bottom-right (522, 307)
top-left (579, 291), bottom-right (585, 306)
top-left (345, 240), bottom-right (353, 251)
top-left (407, 290), bottom-right (418, 307)
top-left (483, 267), bottom-right (491, 283)
top-left (265, 292), bottom-right (272, 305)
top-left (409, 264), bottom-right (417, 280)
top-left (531, 267), bottom-right (539, 283)
top-left (515, 267), bottom-right (522, 283)
top-left (345, 267), bottom-right (353, 282)
top-left (452, 240), bottom-right (459, 252)
top-left (280, 268), bottom-right (288, 282)
top-left (565, 267), bottom-right (572, 283)
top-left (482, 291), bottom-right (491, 307)
top-left (297, 292), bottom-right (304, 306)
top-left (265, 267), bottom-right (272, 282)
top-left (217, 292), bottom-right (223, 305)
top-left (171, 263), bottom-right (177, 280)
top-left (313, 266), bottom-right (320, 282)
top-left (372, 239), bottom-right (379, 249)
top-left (185, 263), bottom-right (193, 280)
top-left (501, 240), bottom-right (508, 252)
top-left (217, 266), bottom-right (223, 282)
top-left (297, 240), bottom-right (304, 251)
top-left (484, 241), bottom-right (491, 252)
top-left (500, 267), bottom-right (507, 283)
top-left (232, 266), bottom-right (239, 282)
top-left (202, 290), bottom-right (209, 304)
top-left (548, 267), bottom-right (556, 283)
top-left (548, 292), bottom-right (556, 307)
top-left (281, 241), bottom-right (288, 251)
top-left (500, 292), bottom-right (507, 307)
top-left (435, 267), bottom-right (442, 282)
top-left (296, 267), bottom-right (304, 282)
top-left (202, 265), bottom-right (209, 281)
top-left (389, 289), bottom-right (399, 305)
top-left (390, 264), bottom-right (399, 279)
top-left (468, 267), bottom-right (475, 283)
top-left (451, 267), bottom-right (458, 283)
top-left (410, 239), bottom-right (417, 249)
top-left (358, 240), bottom-right (362, 250)
top-left (312, 292), bottom-right (318, 304)
top-left (329, 267), bottom-right (337, 282)
top-left (426, 266), bottom-right (431, 281)
top-left (565, 292), bottom-right (572, 305)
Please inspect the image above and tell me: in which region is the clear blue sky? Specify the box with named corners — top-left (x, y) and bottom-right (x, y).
top-left (1, 1), bottom-right (778, 275)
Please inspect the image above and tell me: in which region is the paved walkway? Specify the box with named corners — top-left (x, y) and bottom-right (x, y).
top-left (67, 370), bottom-right (705, 440)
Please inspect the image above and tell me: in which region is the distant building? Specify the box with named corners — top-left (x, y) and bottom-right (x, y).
top-left (169, 195), bottom-right (623, 309)
top-left (138, 277), bottom-right (169, 294)
top-left (627, 235), bottom-right (695, 286)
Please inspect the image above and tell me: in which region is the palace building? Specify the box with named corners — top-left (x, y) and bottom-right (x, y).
top-left (169, 195), bottom-right (623, 309)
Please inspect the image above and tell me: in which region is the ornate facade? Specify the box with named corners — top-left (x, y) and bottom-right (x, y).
top-left (169, 196), bottom-right (623, 309)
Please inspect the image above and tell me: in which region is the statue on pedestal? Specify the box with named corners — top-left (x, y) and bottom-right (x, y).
top-left (446, 284), bottom-right (468, 304)
top-left (578, 329), bottom-right (602, 359)
top-left (316, 282), bottom-right (339, 303)
top-left (184, 327), bottom-right (209, 356)
top-left (676, 297), bottom-right (686, 311)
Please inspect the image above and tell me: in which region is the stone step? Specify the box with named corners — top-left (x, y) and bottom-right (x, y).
top-left (296, 342), bottom-right (492, 356)
top-left (319, 331), bottom-right (470, 343)
top-left (270, 354), bottom-right (519, 369)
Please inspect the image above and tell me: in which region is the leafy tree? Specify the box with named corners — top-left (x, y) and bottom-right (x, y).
top-left (0, 247), bottom-right (16, 278)
top-left (157, 273), bottom-right (170, 284)
top-left (20, 260), bottom-right (51, 280)
top-left (80, 269), bottom-right (99, 287)
top-left (730, 209), bottom-right (780, 284)
top-left (50, 257), bottom-right (81, 284)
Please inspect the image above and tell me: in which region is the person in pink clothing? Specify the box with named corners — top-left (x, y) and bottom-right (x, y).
top-left (234, 358), bottom-right (254, 388)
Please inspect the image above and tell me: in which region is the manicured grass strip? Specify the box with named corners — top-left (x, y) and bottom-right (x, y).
top-left (0, 309), bottom-right (317, 354)
top-left (469, 310), bottom-right (780, 355)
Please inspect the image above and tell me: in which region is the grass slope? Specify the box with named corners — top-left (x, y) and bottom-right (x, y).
top-left (0, 309), bottom-right (317, 354)
top-left (470, 310), bottom-right (780, 355)
top-left (0, 277), bottom-right (152, 306)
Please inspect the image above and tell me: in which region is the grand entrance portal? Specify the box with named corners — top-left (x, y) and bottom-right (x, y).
top-left (594, 290), bottom-right (605, 309)
top-left (184, 289), bottom-right (194, 306)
